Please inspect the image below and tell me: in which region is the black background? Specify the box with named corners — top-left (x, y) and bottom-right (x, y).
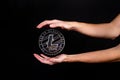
top-left (8, 0), bottom-right (120, 80)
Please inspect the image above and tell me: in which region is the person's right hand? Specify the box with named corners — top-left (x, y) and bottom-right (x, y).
top-left (37, 19), bottom-right (77, 30)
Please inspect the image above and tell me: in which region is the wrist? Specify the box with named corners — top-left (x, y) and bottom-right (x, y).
top-left (67, 21), bottom-right (79, 31)
top-left (62, 54), bottom-right (86, 63)
top-left (70, 22), bottom-right (85, 31)
top-left (63, 54), bottom-right (75, 62)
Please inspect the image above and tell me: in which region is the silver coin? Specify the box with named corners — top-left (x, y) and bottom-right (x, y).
top-left (38, 29), bottom-right (65, 56)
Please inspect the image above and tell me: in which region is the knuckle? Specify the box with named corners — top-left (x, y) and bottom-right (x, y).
top-left (44, 20), bottom-right (49, 22)
top-left (44, 20), bottom-right (50, 24)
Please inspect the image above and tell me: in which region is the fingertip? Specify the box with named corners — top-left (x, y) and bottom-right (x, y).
top-left (36, 25), bottom-right (41, 28)
top-left (40, 54), bottom-right (44, 55)
top-left (40, 54), bottom-right (50, 59)
top-left (33, 53), bottom-right (38, 57)
top-left (33, 53), bottom-right (42, 58)
top-left (36, 26), bottom-right (39, 28)
top-left (40, 54), bottom-right (46, 56)
top-left (40, 54), bottom-right (44, 57)
top-left (33, 53), bottom-right (36, 56)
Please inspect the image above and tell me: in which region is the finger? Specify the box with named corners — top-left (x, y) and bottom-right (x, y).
top-left (33, 53), bottom-right (46, 63)
top-left (40, 54), bottom-right (58, 65)
top-left (34, 53), bottom-right (54, 65)
top-left (40, 54), bottom-right (50, 59)
top-left (50, 23), bottom-right (70, 30)
top-left (37, 20), bottom-right (60, 28)
top-left (33, 53), bottom-right (54, 65)
top-left (50, 23), bottom-right (64, 28)
top-left (36, 20), bottom-right (50, 28)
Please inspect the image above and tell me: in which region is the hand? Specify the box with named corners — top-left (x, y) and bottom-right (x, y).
top-left (37, 19), bottom-right (77, 30)
top-left (33, 53), bottom-right (67, 65)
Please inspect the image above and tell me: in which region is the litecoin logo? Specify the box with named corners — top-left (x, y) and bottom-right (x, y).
top-left (38, 29), bottom-right (65, 56)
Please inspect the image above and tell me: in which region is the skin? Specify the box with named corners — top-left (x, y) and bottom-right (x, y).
top-left (33, 14), bottom-right (120, 65)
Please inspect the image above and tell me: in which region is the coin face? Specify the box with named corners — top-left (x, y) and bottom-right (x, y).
top-left (38, 29), bottom-right (65, 56)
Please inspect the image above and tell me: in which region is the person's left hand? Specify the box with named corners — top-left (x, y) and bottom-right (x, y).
top-left (33, 53), bottom-right (67, 65)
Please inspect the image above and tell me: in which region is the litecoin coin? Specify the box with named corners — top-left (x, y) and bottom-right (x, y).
top-left (38, 29), bottom-right (65, 56)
